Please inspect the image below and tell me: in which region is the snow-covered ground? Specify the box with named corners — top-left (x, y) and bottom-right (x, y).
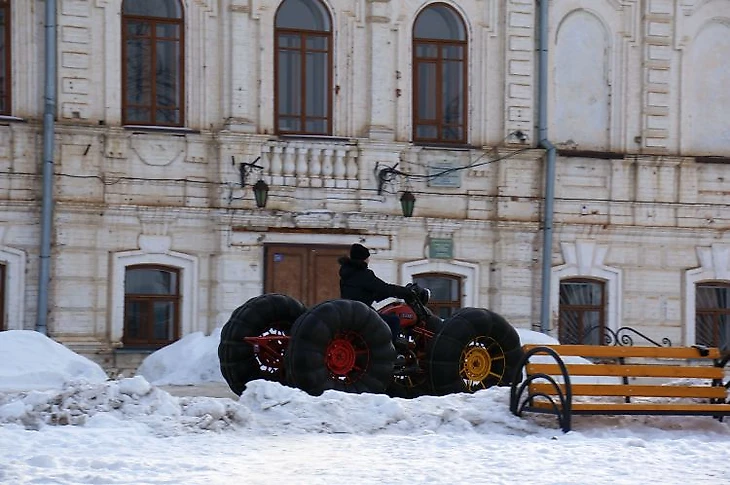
top-left (1, 328), bottom-right (729, 485)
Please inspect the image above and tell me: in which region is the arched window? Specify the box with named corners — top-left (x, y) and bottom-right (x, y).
top-left (413, 273), bottom-right (462, 319)
top-left (0, 0), bottom-right (10, 115)
top-left (696, 282), bottom-right (730, 351)
top-left (274, 0), bottom-right (332, 135)
top-left (121, 0), bottom-right (184, 126)
top-left (412, 3), bottom-right (467, 144)
top-left (559, 278), bottom-right (606, 344)
top-left (123, 265), bottom-right (180, 348)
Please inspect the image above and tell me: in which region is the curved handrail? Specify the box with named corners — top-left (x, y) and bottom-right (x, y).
top-left (512, 372), bottom-right (564, 415)
top-left (516, 391), bottom-right (570, 432)
top-left (509, 345), bottom-right (573, 431)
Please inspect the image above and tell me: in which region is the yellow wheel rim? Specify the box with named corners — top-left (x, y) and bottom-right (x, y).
top-left (459, 336), bottom-right (506, 391)
top-left (461, 346), bottom-right (492, 382)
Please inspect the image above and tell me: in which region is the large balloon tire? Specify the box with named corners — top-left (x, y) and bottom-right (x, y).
top-left (429, 308), bottom-right (523, 395)
top-left (218, 293), bottom-right (306, 395)
top-left (386, 314), bottom-right (445, 399)
top-left (285, 299), bottom-right (396, 396)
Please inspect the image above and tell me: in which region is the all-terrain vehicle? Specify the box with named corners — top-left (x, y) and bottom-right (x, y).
top-left (218, 284), bottom-right (523, 398)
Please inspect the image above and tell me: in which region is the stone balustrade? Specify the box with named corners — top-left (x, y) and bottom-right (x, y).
top-left (259, 140), bottom-right (360, 190)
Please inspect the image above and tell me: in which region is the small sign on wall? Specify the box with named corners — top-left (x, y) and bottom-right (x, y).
top-left (427, 161), bottom-right (461, 188)
top-left (429, 238), bottom-right (453, 259)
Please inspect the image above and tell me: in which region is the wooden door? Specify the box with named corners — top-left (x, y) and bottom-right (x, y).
top-left (264, 244), bottom-right (347, 307)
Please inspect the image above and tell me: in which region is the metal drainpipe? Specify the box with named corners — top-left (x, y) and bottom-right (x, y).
top-left (36, 0), bottom-right (57, 335)
top-left (537, 0), bottom-right (556, 334)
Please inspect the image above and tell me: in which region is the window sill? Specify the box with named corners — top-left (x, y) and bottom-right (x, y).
top-left (413, 141), bottom-right (477, 151)
top-left (275, 134), bottom-right (355, 144)
top-left (123, 125), bottom-right (200, 135)
top-left (0, 115), bottom-right (27, 124)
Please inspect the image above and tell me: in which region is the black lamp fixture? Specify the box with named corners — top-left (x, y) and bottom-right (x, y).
top-left (235, 156), bottom-right (269, 209)
top-left (376, 163), bottom-right (415, 217)
top-left (400, 190), bottom-right (416, 217)
top-left (253, 179), bottom-right (269, 208)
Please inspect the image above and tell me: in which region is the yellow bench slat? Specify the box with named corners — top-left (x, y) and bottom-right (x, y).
top-left (529, 400), bottom-right (730, 414)
top-left (522, 344), bottom-right (722, 360)
top-left (529, 383), bottom-right (728, 399)
top-left (526, 362), bottom-right (725, 379)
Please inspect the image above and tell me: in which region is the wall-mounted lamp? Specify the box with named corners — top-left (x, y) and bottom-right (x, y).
top-left (237, 155), bottom-right (269, 209)
top-left (238, 156), bottom-right (263, 186)
top-left (377, 163), bottom-right (415, 217)
top-left (400, 191), bottom-right (416, 218)
top-left (253, 179), bottom-right (269, 208)
top-left (377, 164), bottom-right (399, 195)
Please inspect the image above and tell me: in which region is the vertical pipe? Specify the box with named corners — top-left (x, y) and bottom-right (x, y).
top-left (36, 0), bottom-right (57, 335)
top-left (537, 0), bottom-right (556, 334)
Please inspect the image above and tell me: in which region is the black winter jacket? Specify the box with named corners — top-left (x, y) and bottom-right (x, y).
top-left (338, 257), bottom-right (413, 306)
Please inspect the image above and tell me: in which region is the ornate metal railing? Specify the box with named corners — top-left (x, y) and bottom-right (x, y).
top-left (578, 326), bottom-right (672, 347)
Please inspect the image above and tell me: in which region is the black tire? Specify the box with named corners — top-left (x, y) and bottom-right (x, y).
top-left (429, 307), bottom-right (523, 395)
top-left (285, 299), bottom-right (396, 396)
top-left (218, 293), bottom-right (306, 395)
top-left (386, 314), bottom-right (445, 398)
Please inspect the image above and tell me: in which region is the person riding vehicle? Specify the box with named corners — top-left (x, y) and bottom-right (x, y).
top-left (338, 243), bottom-right (413, 351)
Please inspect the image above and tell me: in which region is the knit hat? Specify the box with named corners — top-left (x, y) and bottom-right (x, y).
top-left (350, 243), bottom-right (370, 261)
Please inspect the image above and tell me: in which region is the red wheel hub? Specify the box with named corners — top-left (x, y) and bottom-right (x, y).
top-left (326, 338), bottom-right (357, 375)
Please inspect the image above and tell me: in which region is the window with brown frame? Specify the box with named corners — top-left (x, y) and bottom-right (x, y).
top-left (0, 0), bottom-right (10, 115)
top-left (413, 273), bottom-right (462, 319)
top-left (412, 3), bottom-right (467, 144)
top-left (123, 265), bottom-right (180, 348)
top-left (121, 0), bottom-right (184, 126)
top-left (696, 282), bottom-right (730, 351)
top-left (558, 278), bottom-right (606, 345)
top-left (274, 0), bottom-right (332, 135)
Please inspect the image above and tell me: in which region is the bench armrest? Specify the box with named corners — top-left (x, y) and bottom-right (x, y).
top-left (510, 345), bottom-right (574, 432)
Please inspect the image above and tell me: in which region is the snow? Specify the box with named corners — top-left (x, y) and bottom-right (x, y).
top-left (0, 330), bottom-right (108, 392)
top-left (1, 329), bottom-right (729, 485)
top-left (136, 328), bottom-right (225, 386)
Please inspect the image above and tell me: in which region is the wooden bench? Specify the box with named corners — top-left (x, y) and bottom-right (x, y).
top-left (509, 344), bottom-right (730, 432)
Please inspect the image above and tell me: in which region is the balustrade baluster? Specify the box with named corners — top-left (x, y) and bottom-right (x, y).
top-left (322, 149), bottom-right (334, 188)
top-left (334, 149), bottom-right (347, 188)
top-left (283, 146), bottom-right (296, 186)
top-left (270, 146), bottom-right (284, 186)
top-left (296, 147), bottom-right (309, 187)
top-left (309, 147), bottom-right (323, 187)
top-left (346, 150), bottom-right (359, 189)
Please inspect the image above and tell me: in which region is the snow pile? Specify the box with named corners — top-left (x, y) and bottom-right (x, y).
top-left (0, 375), bottom-right (249, 434)
top-left (0, 330), bottom-right (108, 391)
top-left (237, 380), bottom-right (538, 436)
top-left (136, 328), bottom-right (225, 385)
top-left (0, 373), bottom-right (537, 437)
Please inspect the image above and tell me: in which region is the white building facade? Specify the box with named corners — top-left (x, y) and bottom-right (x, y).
top-left (0, 0), bottom-right (728, 373)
